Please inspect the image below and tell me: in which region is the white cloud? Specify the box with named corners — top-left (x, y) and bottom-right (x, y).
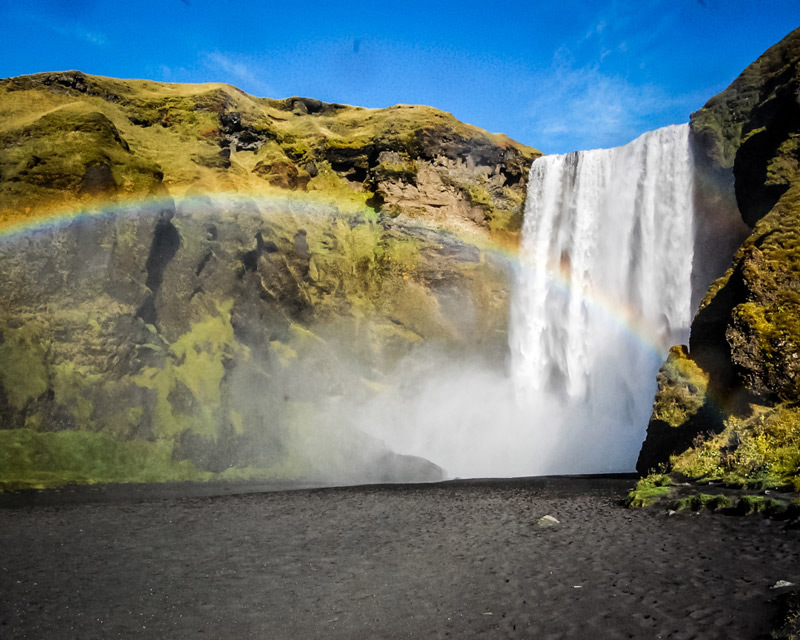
top-left (202, 52), bottom-right (274, 96)
top-left (10, 10), bottom-right (108, 46)
top-left (56, 24), bottom-right (107, 46)
top-left (522, 0), bottom-right (689, 153)
top-left (526, 63), bottom-right (668, 153)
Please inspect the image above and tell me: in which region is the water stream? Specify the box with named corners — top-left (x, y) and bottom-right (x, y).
top-left (508, 123), bottom-right (695, 472)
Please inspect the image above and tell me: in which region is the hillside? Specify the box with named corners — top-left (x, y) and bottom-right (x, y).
top-left (0, 71), bottom-right (539, 243)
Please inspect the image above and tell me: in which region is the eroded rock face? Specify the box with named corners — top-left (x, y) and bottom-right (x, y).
top-left (637, 346), bottom-right (718, 475)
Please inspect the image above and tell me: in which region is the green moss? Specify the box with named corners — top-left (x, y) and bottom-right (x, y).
top-left (668, 402), bottom-right (800, 493)
top-left (0, 321), bottom-right (49, 410)
top-left (133, 300), bottom-right (245, 439)
top-left (651, 346), bottom-right (709, 428)
top-left (373, 158), bottom-right (418, 182)
top-left (735, 495), bottom-right (789, 515)
top-left (486, 188), bottom-right (525, 238)
top-left (671, 438), bottom-right (725, 479)
top-left (727, 406), bottom-right (800, 485)
top-left (676, 493), bottom-right (733, 512)
top-left (325, 136), bottom-right (371, 151)
top-left (0, 106), bottom-right (163, 216)
top-left (303, 210), bottom-right (387, 311)
top-left (382, 236), bottom-right (421, 275)
top-left (0, 428), bottom-right (208, 490)
top-left (269, 340), bottom-right (299, 367)
top-left (277, 134), bottom-right (319, 163)
top-left (52, 362), bottom-right (101, 426)
top-left (626, 474), bottom-right (673, 507)
top-left (306, 162), bottom-right (371, 208)
top-left (707, 494), bottom-right (734, 510)
top-left (106, 406), bottom-right (144, 439)
top-left (465, 184), bottom-right (494, 208)
top-left (766, 135), bottom-right (800, 187)
top-left (253, 140), bottom-right (290, 164)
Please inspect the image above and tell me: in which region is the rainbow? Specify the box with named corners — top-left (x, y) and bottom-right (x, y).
top-left (0, 190), bottom-right (367, 239)
top-left (0, 190), bottom-right (674, 361)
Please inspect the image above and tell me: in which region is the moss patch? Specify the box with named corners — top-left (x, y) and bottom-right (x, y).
top-left (626, 474), bottom-right (673, 507)
top-left (668, 403), bottom-right (800, 491)
top-left (133, 300), bottom-right (245, 439)
top-left (651, 346), bottom-right (710, 427)
top-left (0, 429), bottom-right (207, 490)
top-left (0, 321), bottom-right (50, 411)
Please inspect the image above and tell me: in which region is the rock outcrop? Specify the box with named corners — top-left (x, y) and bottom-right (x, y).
top-left (637, 27), bottom-right (800, 494)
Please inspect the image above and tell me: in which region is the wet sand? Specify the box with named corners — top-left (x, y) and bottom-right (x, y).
top-left (1, 476), bottom-right (798, 639)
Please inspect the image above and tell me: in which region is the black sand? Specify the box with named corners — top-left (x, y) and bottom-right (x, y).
top-left (1, 476), bottom-right (798, 639)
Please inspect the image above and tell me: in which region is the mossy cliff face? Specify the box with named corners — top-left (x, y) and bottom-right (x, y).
top-left (0, 197), bottom-right (513, 489)
top-left (0, 72), bottom-right (539, 243)
top-left (0, 72), bottom-right (538, 489)
top-left (637, 27), bottom-right (800, 496)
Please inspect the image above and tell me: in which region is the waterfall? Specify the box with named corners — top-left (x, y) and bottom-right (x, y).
top-left (356, 124), bottom-right (696, 479)
top-left (509, 124), bottom-right (695, 473)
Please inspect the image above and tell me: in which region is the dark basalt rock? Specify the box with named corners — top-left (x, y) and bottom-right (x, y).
top-left (277, 96), bottom-right (349, 116)
top-left (252, 158), bottom-right (310, 189)
top-left (371, 452), bottom-right (445, 483)
top-left (1, 70), bottom-right (121, 102)
top-left (80, 162), bottom-right (116, 195)
top-left (690, 27), bottom-right (800, 229)
top-left (732, 72), bottom-right (800, 227)
top-left (218, 110), bottom-right (275, 152)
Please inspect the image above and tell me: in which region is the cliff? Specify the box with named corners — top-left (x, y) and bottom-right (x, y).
top-left (636, 27), bottom-right (800, 505)
top-left (0, 72), bottom-right (539, 489)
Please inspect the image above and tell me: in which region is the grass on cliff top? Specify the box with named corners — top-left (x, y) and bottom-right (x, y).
top-left (293, 103), bottom-right (538, 156)
top-left (0, 72), bottom-right (539, 232)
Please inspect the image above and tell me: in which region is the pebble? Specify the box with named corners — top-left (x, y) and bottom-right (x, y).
top-left (770, 580), bottom-right (795, 589)
top-left (536, 515), bottom-right (560, 528)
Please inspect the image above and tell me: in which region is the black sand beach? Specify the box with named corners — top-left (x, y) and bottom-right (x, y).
top-left (1, 476), bottom-right (798, 639)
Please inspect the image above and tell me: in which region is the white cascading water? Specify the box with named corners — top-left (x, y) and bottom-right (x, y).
top-left (357, 124), bottom-right (696, 479)
top-left (509, 123), bottom-right (695, 473)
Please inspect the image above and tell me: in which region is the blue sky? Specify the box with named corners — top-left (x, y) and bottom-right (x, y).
top-left (2, 0), bottom-right (798, 153)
